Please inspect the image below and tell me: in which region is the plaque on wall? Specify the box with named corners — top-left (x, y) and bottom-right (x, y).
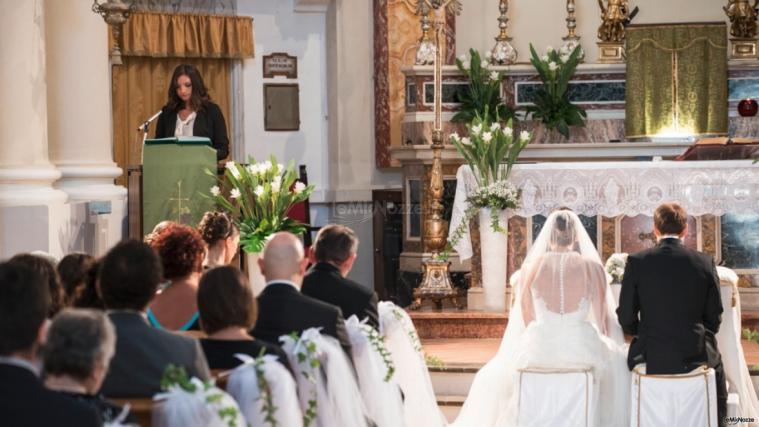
top-left (263, 52), bottom-right (298, 79)
top-left (264, 83), bottom-right (300, 131)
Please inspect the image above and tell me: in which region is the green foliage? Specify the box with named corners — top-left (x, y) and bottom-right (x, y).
top-left (206, 155), bottom-right (314, 254)
top-left (425, 354), bottom-right (445, 369)
top-left (363, 325), bottom-right (396, 382)
top-left (160, 364), bottom-right (197, 392)
top-left (452, 49), bottom-right (514, 124)
top-left (252, 348), bottom-right (278, 427)
top-left (524, 44), bottom-right (587, 139)
top-left (160, 365), bottom-right (242, 427)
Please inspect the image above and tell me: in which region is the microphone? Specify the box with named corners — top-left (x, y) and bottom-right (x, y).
top-left (137, 109), bottom-right (163, 132)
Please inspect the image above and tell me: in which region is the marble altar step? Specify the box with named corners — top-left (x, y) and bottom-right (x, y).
top-left (423, 338), bottom-right (759, 423)
top-left (411, 309), bottom-right (759, 340)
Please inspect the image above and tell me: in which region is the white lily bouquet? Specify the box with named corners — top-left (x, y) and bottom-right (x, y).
top-left (208, 155), bottom-right (314, 253)
top-left (605, 253), bottom-right (628, 285)
top-left (440, 114), bottom-right (531, 260)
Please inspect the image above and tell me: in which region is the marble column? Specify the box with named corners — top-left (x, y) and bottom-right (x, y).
top-left (0, 0), bottom-right (68, 258)
top-left (44, 0), bottom-right (127, 255)
top-left (45, 0), bottom-right (126, 203)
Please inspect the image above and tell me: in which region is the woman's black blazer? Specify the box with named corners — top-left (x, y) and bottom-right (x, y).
top-left (155, 101), bottom-right (229, 161)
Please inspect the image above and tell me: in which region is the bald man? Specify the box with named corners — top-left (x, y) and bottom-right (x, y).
top-left (251, 232), bottom-right (353, 358)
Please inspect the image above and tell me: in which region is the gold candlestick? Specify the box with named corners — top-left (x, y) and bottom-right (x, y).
top-left (411, 4), bottom-right (461, 311)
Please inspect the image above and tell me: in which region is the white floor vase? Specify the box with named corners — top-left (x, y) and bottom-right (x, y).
top-left (245, 252), bottom-right (266, 296)
top-left (479, 207), bottom-right (509, 312)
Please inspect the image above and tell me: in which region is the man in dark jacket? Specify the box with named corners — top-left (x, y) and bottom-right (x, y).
top-left (302, 224), bottom-right (379, 330)
top-left (617, 202), bottom-right (726, 425)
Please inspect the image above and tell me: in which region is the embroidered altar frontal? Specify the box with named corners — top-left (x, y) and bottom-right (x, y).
top-left (450, 160), bottom-right (759, 287)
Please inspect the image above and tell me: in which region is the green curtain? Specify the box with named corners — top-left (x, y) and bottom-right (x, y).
top-left (625, 23), bottom-right (727, 139)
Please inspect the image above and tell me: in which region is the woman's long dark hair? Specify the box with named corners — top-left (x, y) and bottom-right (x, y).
top-left (166, 64), bottom-right (210, 112)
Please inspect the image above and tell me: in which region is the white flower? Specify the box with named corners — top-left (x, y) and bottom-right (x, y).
top-left (261, 161), bottom-right (273, 172)
top-left (230, 188), bottom-right (241, 199)
top-left (546, 45), bottom-right (554, 53)
top-left (277, 163), bottom-right (284, 173)
top-left (548, 62), bottom-right (558, 71)
top-left (461, 137), bottom-right (471, 145)
top-left (294, 181), bottom-right (306, 194)
top-left (449, 132), bottom-right (460, 142)
top-left (254, 185), bottom-right (265, 197)
top-left (482, 59), bottom-right (489, 68)
top-left (503, 126), bottom-right (513, 135)
top-left (458, 54), bottom-right (467, 63)
top-left (462, 61), bottom-right (470, 70)
top-left (482, 132), bottom-right (493, 143)
top-left (272, 180), bottom-right (281, 192)
top-left (246, 164), bottom-right (259, 175)
top-left (490, 123), bottom-right (499, 131)
top-left (225, 161), bottom-right (240, 179)
top-left (471, 123), bottom-right (482, 135)
top-left (541, 54), bottom-right (549, 62)
top-left (210, 185), bottom-right (220, 196)
top-left (485, 50), bottom-right (493, 59)
top-left (520, 130), bottom-right (530, 142)
top-left (560, 54), bottom-right (570, 63)
top-left (489, 71), bottom-right (500, 81)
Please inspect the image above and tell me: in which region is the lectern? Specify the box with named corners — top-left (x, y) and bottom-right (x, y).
top-left (142, 137), bottom-right (216, 236)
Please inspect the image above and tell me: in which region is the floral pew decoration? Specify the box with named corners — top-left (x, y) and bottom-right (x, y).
top-left (152, 364), bottom-right (246, 427)
top-left (279, 328), bottom-right (368, 427)
top-left (226, 352), bottom-right (303, 427)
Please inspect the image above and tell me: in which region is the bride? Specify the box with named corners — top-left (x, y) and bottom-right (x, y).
top-left (452, 210), bottom-right (630, 427)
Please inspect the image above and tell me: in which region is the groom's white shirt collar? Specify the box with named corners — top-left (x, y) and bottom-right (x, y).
top-left (658, 234), bottom-right (682, 242)
top-left (0, 356), bottom-right (40, 376)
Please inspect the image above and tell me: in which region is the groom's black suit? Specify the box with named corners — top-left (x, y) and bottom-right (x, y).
top-left (617, 237), bottom-right (726, 423)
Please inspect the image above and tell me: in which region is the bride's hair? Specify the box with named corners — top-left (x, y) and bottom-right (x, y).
top-left (550, 210), bottom-right (577, 249)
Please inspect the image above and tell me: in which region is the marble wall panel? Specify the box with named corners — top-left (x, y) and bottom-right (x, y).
top-left (508, 216), bottom-right (527, 281)
top-left (602, 216), bottom-right (616, 261)
top-left (701, 215), bottom-right (717, 258)
top-left (721, 214), bottom-right (759, 270)
top-left (619, 215), bottom-right (698, 254)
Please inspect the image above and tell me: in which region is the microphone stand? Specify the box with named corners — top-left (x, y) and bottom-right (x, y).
top-left (138, 110), bottom-right (162, 163)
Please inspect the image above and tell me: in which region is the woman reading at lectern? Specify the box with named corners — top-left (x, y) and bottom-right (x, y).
top-left (155, 64), bottom-right (229, 161)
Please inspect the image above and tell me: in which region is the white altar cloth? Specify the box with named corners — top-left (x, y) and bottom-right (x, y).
top-left (450, 160), bottom-right (759, 261)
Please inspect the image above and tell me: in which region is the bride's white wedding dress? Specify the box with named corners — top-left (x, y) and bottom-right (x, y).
top-left (452, 211), bottom-right (630, 427)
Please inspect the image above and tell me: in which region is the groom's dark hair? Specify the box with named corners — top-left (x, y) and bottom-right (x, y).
top-left (654, 203), bottom-right (687, 235)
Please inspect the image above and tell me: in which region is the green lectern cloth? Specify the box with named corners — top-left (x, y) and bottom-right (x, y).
top-left (142, 137), bottom-right (216, 236)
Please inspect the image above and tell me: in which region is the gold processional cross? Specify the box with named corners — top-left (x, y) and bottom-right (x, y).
top-left (167, 180), bottom-right (191, 222)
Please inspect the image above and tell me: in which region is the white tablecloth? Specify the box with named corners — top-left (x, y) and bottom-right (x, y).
top-left (450, 160), bottom-right (759, 260)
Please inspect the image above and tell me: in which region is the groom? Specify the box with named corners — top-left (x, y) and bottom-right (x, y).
top-left (617, 202), bottom-right (726, 425)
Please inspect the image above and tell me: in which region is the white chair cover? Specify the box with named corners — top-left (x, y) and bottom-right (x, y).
top-left (226, 353), bottom-right (303, 427)
top-left (344, 315), bottom-right (406, 427)
top-left (631, 365), bottom-right (718, 427)
top-left (715, 266), bottom-right (759, 426)
top-left (516, 368), bottom-right (597, 427)
top-left (378, 301), bottom-right (447, 427)
top-left (152, 378), bottom-right (247, 427)
top-left (280, 328), bottom-right (369, 427)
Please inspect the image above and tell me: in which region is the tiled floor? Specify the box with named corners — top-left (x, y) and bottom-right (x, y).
top-left (423, 338), bottom-right (759, 367)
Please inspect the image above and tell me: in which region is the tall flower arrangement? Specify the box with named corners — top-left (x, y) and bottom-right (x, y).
top-left (524, 44), bottom-right (586, 138)
top-left (441, 113), bottom-right (531, 260)
top-left (452, 49), bottom-right (514, 124)
top-left (209, 155), bottom-right (314, 254)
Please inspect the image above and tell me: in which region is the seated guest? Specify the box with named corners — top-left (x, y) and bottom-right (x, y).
top-left (10, 253), bottom-right (65, 317)
top-left (71, 260), bottom-right (105, 310)
top-left (0, 262), bottom-right (101, 426)
top-left (198, 211), bottom-right (240, 270)
top-left (198, 266), bottom-right (290, 370)
top-left (252, 232), bottom-right (353, 357)
top-left (57, 253), bottom-right (95, 306)
top-left (43, 309), bottom-right (135, 424)
top-left (303, 225), bottom-right (379, 329)
top-left (98, 240), bottom-right (211, 397)
top-left (147, 223), bottom-right (205, 331)
top-left (144, 220), bottom-right (175, 246)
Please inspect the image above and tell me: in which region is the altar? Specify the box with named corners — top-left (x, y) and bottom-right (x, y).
top-left (450, 159), bottom-right (759, 310)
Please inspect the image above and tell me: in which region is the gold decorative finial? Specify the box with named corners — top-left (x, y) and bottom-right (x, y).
top-left (560, 0), bottom-right (584, 62)
top-left (597, 0), bottom-right (631, 43)
top-left (490, 0), bottom-right (517, 64)
top-left (724, 0), bottom-right (759, 39)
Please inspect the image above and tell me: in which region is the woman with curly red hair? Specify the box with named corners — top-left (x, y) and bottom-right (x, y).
top-left (147, 223), bottom-right (205, 331)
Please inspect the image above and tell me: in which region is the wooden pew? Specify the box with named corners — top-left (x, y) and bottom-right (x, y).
top-left (111, 398), bottom-right (153, 427)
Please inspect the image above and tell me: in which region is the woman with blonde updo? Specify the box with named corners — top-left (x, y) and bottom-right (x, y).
top-left (198, 211), bottom-right (240, 270)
